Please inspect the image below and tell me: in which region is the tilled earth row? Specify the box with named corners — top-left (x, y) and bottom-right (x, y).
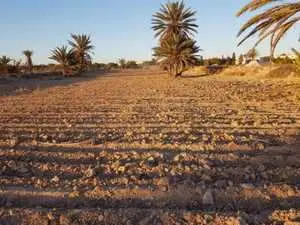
top-left (0, 70), bottom-right (299, 224)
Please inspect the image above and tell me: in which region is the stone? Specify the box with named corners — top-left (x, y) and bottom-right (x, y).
top-left (98, 215), bottom-right (104, 222)
top-left (202, 189), bottom-right (214, 205)
top-left (201, 174), bottom-right (212, 182)
top-left (59, 215), bottom-right (71, 225)
top-left (226, 216), bottom-right (248, 225)
top-left (51, 176), bottom-right (60, 183)
top-left (173, 154), bottom-right (181, 162)
top-left (146, 157), bottom-right (159, 167)
top-left (85, 166), bottom-right (95, 178)
top-left (241, 183), bottom-right (255, 189)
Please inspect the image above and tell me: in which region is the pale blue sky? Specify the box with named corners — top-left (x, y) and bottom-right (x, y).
top-left (0, 0), bottom-right (299, 64)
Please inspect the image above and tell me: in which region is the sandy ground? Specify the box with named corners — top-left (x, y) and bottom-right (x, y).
top-left (0, 69), bottom-right (299, 224)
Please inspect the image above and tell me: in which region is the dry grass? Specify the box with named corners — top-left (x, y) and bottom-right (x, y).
top-left (219, 64), bottom-right (300, 79)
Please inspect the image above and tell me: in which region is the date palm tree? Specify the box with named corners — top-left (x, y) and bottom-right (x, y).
top-left (153, 34), bottom-right (200, 77)
top-left (152, 1), bottom-right (200, 78)
top-left (237, 0), bottom-right (300, 58)
top-left (0, 56), bottom-right (11, 66)
top-left (152, 0), bottom-right (198, 40)
top-left (23, 50), bottom-right (33, 73)
top-left (68, 34), bottom-right (94, 72)
top-left (49, 46), bottom-right (74, 75)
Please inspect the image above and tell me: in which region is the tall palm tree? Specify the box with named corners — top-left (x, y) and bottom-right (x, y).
top-left (23, 50), bottom-right (33, 73)
top-left (49, 46), bottom-right (74, 75)
top-left (237, 0), bottom-right (300, 57)
top-left (152, 0), bottom-right (198, 40)
top-left (153, 34), bottom-right (200, 77)
top-left (68, 34), bottom-right (94, 72)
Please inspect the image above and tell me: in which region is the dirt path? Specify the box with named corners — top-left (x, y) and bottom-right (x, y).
top-left (0, 69), bottom-right (299, 224)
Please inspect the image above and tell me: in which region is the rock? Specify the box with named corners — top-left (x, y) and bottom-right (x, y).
top-left (118, 166), bottom-right (126, 174)
top-left (241, 183), bottom-right (255, 189)
top-left (17, 164), bottom-right (29, 173)
top-left (10, 137), bottom-right (19, 147)
top-left (98, 215), bottom-right (104, 222)
top-left (160, 186), bottom-right (168, 192)
top-left (85, 166), bottom-right (95, 178)
top-left (201, 174), bottom-right (212, 182)
top-left (51, 176), bottom-right (60, 183)
top-left (157, 177), bottom-right (169, 191)
top-left (173, 154), bottom-right (181, 162)
top-left (91, 136), bottom-right (97, 145)
top-left (202, 189), bottom-right (214, 205)
top-left (40, 134), bottom-right (49, 141)
top-left (59, 214), bottom-right (71, 225)
top-left (214, 180), bottom-right (227, 188)
top-left (146, 157), bottom-right (159, 167)
top-left (255, 142), bottom-right (265, 150)
top-left (68, 191), bottom-right (80, 198)
top-left (47, 212), bottom-right (55, 221)
top-left (226, 216), bottom-right (248, 225)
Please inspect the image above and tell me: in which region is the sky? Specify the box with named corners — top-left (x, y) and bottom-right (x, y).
top-left (0, 0), bottom-right (299, 64)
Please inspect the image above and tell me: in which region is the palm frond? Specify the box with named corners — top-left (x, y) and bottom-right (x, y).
top-left (237, 0), bottom-right (300, 55)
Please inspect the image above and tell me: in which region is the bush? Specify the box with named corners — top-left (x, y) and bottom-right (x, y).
top-left (266, 64), bottom-right (300, 78)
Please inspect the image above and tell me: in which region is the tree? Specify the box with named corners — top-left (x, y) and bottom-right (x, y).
top-left (68, 34), bottom-right (94, 72)
top-left (237, 0), bottom-right (300, 58)
top-left (22, 50), bottom-right (33, 73)
top-left (232, 52), bottom-right (236, 65)
top-left (291, 48), bottom-right (300, 70)
top-left (49, 46), bottom-right (75, 75)
top-left (238, 54), bottom-right (244, 65)
top-left (152, 1), bottom-right (200, 77)
top-left (118, 58), bottom-right (126, 69)
top-left (0, 56), bottom-right (11, 66)
top-left (126, 60), bottom-right (139, 69)
top-left (153, 34), bottom-right (200, 77)
top-left (152, 1), bottom-right (198, 40)
top-left (247, 48), bottom-right (258, 61)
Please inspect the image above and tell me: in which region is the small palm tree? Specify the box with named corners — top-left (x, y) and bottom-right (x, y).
top-left (153, 34), bottom-right (200, 77)
top-left (237, 0), bottom-right (300, 57)
top-left (23, 50), bottom-right (33, 73)
top-left (68, 34), bottom-right (94, 72)
top-left (247, 48), bottom-right (259, 61)
top-left (0, 56), bottom-right (11, 66)
top-left (152, 1), bottom-right (198, 40)
top-left (49, 46), bottom-right (74, 75)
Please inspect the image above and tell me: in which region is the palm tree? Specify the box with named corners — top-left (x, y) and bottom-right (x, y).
top-left (247, 48), bottom-right (259, 61)
top-left (291, 48), bottom-right (300, 70)
top-left (49, 46), bottom-right (74, 75)
top-left (0, 56), bottom-right (11, 66)
top-left (152, 0), bottom-right (198, 40)
top-left (237, 0), bottom-right (300, 58)
top-left (153, 34), bottom-right (200, 77)
top-left (118, 58), bottom-right (126, 69)
top-left (22, 50), bottom-right (33, 73)
top-left (68, 34), bottom-right (94, 72)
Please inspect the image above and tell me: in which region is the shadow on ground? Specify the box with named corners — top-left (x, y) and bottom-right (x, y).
top-left (0, 69), bottom-right (112, 97)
